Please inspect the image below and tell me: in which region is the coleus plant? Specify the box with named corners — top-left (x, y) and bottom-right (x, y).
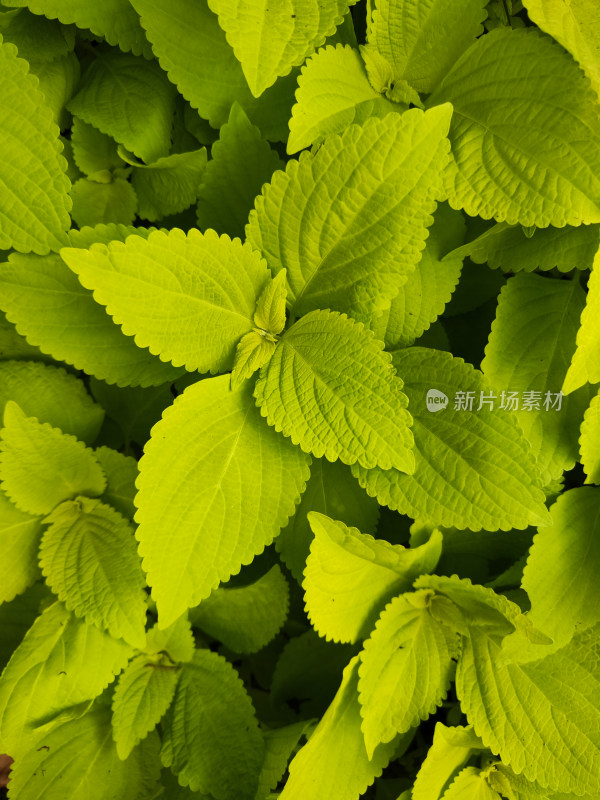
top-left (0, 0), bottom-right (600, 798)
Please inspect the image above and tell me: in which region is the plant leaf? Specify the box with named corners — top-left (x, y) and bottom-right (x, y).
top-left (442, 767), bottom-right (500, 800)
top-left (523, 0), bottom-right (600, 99)
top-left (206, 0), bottom-right (355, 96)
top-left (8, 703), bottom-right (162, 800)
top-left (0, 251), bottom-right (183, 388)
top-left (40, 497), bottom-right (147, 648)
top-left (130, 0), bottom-right (297, 140)
top-left (70, 177), bottom-right (138, 228)
top-left (71, 117), bottom-right (124, 177)
top-left (68, 47), bottom-right (176, 164)
top-left (196, 102), bottom-right (283, 239)
top-left (287, 44), bottom-right (399, 154)
top-left (358, 590), bottom-right (459, 757)
top-left (189, 564), bottom-right (289, 653)
top-left (279, 656), bottom-right (406, 800)
top-left (254, 309), bottom-right (415, 471)
top-left (90, 378), bottom-right (174, 447)
top-left (135, 375), bottom-right (310, 628)
top-left (276, 457), bottom-right (379, 583)
top-left (367, 0), bottom-right (487, 93)
top-left (254, 268), bottom-right (288, 335)
top-left (0, 601), bottom-right (132, 758)
top-left (247, 106), bottom-right (452, 319)
top-left (481, 272), bottom-right (592, 486)
top-left (255, 721), bottom-right (313, 800)
top-left (303, 512), bottom-right (441, 643)
top-left (581, 388), bottom-right (600, 484)
top-left (450, 222), bottom-right (599, 274)
top-left (145, 616), bottom-right (195, 664)
top-left (522, 487), bottom-right (600, 647)
top-left (456, 622), bottom-right (600, 794)
top-left (0, 36), bottom-right (70, 254)
top-left (412, 724), bottom-right (487, 800)
top-left (95, 447), bottom-right (138, 519)
top-left (132, 147), bottom-right (208, 222)
top-left (428, 28), bottom-right (600, 226)
top-left (563, 243), bottom-right (600, 394)
top-left (370, 204), bottom-right (465, 348)
top-left (61, 228), bottom-right (270, 374)
top-left (112, 653), bottom-right (179, 760)
top-left (0, 488), bottom-right (42, 604)
top-left (2, 0), bottom-right (153, 57)
top-left (0, 402), bottom-right (106, 515)
top-left (160, 649), bottom-right (264, 800)
top-left (0, 360), bottom-right (104, 444)
top-left (353, 347), bottom-right (551, 531)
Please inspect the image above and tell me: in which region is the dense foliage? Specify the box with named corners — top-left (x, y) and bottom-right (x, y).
top-left (0, 0), bottom-right (600, 798)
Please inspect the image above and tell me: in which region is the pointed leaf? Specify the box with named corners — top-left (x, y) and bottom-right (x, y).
top-left (112, 653), bottom-right (179, 760)
top-left (481, 273), bottom-right (592, 486)
top-left (161, 649), bottom-right (264, 800)
top-left (287, 44), bottom-right (398, 154)
top-left (8, 704), bottom-right (162, 800)
top-left (130, 0), bottom-right (297, 140)
top-left (0, 360), bottom-right (104, 444)
top-left (581, 388), bottom-right (600, 484)
top-left (255, 309), bottom-right (414, 471)
top-left (254, 267), bottom-right (288, 335)
top-left (428, 28), bottom-right (600, 226)
top-left (0, 601), bottom-right (132, 757)
top-left (0, 36), bottom-right (70, 254)
top-left (131, 147), bottom-right (208, 222)
top-left (61, 228), bottom-right (270, 374)
top-left (0, 488), bottom-right (42, 604)
top-left (230, 331), bottom-right (276, 390)
top-left (40, 497), bottom-right (147, 647)
top-left (255, 721), bottom-right (313, 800)
top-left (68, 48), bottom-right (176, 164)
top-left (145, 616), bottom-right (195, 664)
top-left (563, 244), bottom-right (600, 394)
top-left (135, 375), bottom-right (310, 628)
top-left (456, 622), bottom-right (600, 794)
top-left (276, 456), bottom-right (379, 583)
top-left (279, 656), bottom-right (405, 800)
top-left (412, 724), bottom-right (487, 800)
top-left (370, 204), bottom-right (465, 348)
top-left (2, 0), bottom-right (153, 57)
top-left (197, 102), bottom-right (283, 239)
top-left (523, 0), bottom-right (600, 99)
top-left (0, 402), bottom-right (106, 515)
top-left (442, 767), bottom-right (500, 800)
top-left (303, 512), bottom-right (441, 643)
top-left (522, 487), bottom-right (600, 647)
top-left (247, 107), bottom-right (452, 319)
top-left (358, 590), bottom-right (459, 757)
top-left (206, 0), bottom-right (355, 96)
top-left (189, 565), bottom-right (289, 653)
top-left (451, 222), bottom-right (599, 274)
top-left (353, 348), bottom-right (551, 531)
top-left (368, 0), bottom-right (487, 93)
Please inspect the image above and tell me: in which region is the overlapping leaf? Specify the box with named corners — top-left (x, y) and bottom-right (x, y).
top-left (563, 243), bottom-right (600, 393)
top-left (358, 590), bottom-right (459, 757)
top-left (0, 489), bottom-right (42, 604)
top-left (353, 348), bottom-right (550, 531)
top-left (367, 0), bottom-right (487, 93)
top-left (135, 375), bottom-right (310, 627)
top-left (303, 512), bottom-right (441, 643)
top-left (95, 447), bottom-right (138, 519)
top-left (70, 177), bottom-right (138, 228)
top-left (207, 0), bottom-right (354, 96)
top-left (39, 497), bottom-right (147, 647)
top-left (287, 44), bottom-right (398, 154)
top-left (196, 102), bottom-right (283, 239)
top-left (412, 724), bottom-right (487, 800)
top-left (428, 28), bottom-right (600, 226)
top-left (247, 106), bottom-right (452, 319)
top-left (161, 649), bottom-right (264, 800)
top-left (61, 228), bottom-right (270, 374)
top-left (522, 487), bottom-right (600, 647)
top-left (130, 0), bottom-right (297, 139)
top-left (580, 389), bottom-right (600, 483)
top-left (481, 273), bottom-right (591, 486)
top-left (189, 565), bottom-right (289, 653)
top-left (0, 402), bottom-right (106, 515)
top-left (131, 148), bottom-right (208, 222)
top-left (254, 310), bottom-right (415, 471)
top-left (0, 601), bottom-right (132, 758)
top-left (0, 36), bottom-right (70, 254)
